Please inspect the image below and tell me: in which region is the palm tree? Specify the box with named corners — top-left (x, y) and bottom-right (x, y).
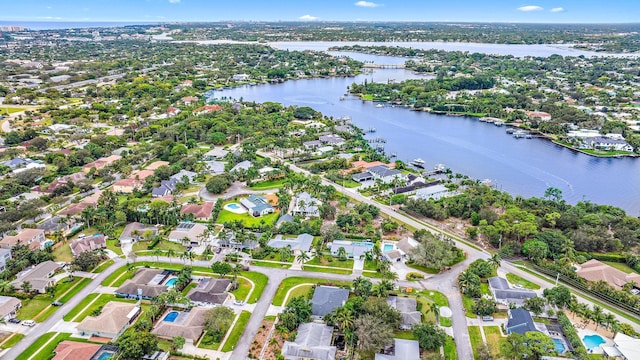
top-left (336, 247), bottom-right (348, 261)
top-left (430, 302), bottom-right (440, 324)
top-left (153, 248), bottom-right (163, 263)
top-left (279, 246), bottom-right (292, 263)
top-left (296, 251), bottom-right (310, 264)
top-left (0, 281), bottom-right (13, 295)
top-left (334, 307), bottom-right (355, 334)
top-left (488, 253), bottom-right (501, 269)
top-left (182, 251), bottom-right (195, 265)
top-left (603, 313), bottom-right (616, 331)
top-left (458, 271), bottom-right (474, 294)
top-left (167, 249), bottom-right (176, 264)
top-left (592, 305), bottom-right (604, 330)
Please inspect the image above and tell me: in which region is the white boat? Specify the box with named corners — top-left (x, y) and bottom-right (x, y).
top-left (375, 104), bottom-right (384, 108)
top-left (434, 164), bottom-right (446, 173)
top-left (410, 158), bottom-right (426, 168)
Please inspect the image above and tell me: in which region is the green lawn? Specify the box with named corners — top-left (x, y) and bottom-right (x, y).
top-left (182, 282), bottom-right (197, 295)
top-left (301, 265), bottom-right (352, 275)
top-left (92, 259), bottom-right (115, 273)
top-left (17, 297), bottom-right (51, 320)
top-left (52, 243), bottom-right (74, 262)
top-left (16, 332), bottom-right (71, 360)
top-left (484, 326), bottom-right (505, 357)
top-left (231, 277), bottom-right (252, 302)
top-left (16, 277), bottom-right (90, 321)
top-left (444, 335), bottom-right (457, 360)
top-left (58, 278), bottom-right (92, 303)
top-left (603, 261), bottom-right (640, 274)
top-left (305, 257), bottom-right (354, 269)
top-left (134, 239), bottom-right (185, 253)
top-left (417, 290), bottom-right (449, 307)
top-left (406, 262), bottom-right (439, 274)
top-left (0, 106), bottom-right (27, 115)
top-left (393, 330), bottom-right (416, 340)
top-left (252, 260), bottom-right (291, 269)
top-left (221, 311), bottom-right (251, 352)
top-left (216, 209), bottom-right (279, 227)
top-left (462, 294), bottom-right (477, 318)
top-left (468, 326), bottom-right (484, 360)
top-left (0, 333), bottom-right (25, 349)
top-left (362, 270), bottom-right (383, 278)
top-left (106, 238), bottom-right (123, 255)
top-left (506, 273), bottom-right (541, 290)
top-left (285, 285), bottom-right (313, 305)
top-left (65, 294), bottom-right (137, 322)
top-left (273, 277), bottom-right (351, 306)
top-left (249, 179), bottom-right (285, 190)
top-left (63, 293), bottom-right (99, 321)
top-left (101, 265), bottom-right (136, 286)
top-left (363, 260), bottom-right (378, 271)
top-left (480, 283), bottom-right (490, 295)
top-left (440, 317), bottom-right (453, 327)
top-left (241, 271), bottom-right (268, 304)
top-left (197, 334), bottom-right (221, 350)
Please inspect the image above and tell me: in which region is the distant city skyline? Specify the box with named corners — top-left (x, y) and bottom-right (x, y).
top-left (1, 0), bottom-right (640, 25)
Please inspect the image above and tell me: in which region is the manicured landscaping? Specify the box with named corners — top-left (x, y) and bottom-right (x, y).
top-left (305, 257), bottom-right (354, 269)
top-left (63, 293), bottom-right (99, 321)
top-left (484, 326), bottom-right (506, 357)
top-left (393, 330), bottom-right (416, 340)
top-left (506, 272), bottom-right (541, 290)
top-left (468, 326), bottom-right (484, 360)
top-left (0, 333), bottom-right (25, 349)
top-left (231, 277), bottom-right (252, 302)
top-left (603, 261), bottom-right (640, 275)
top-left (480, 283), bottom-right (490, 295)
top-left (16, 332), bottom-right (71, 360)
top-left (249, 179), bottom-right (285, 190)
top-left (92, 259), bottom-right (115, 273)
top-left (362, 270), bottom-right (383, 278)
top-left (58, 278), bottom-right (92, 303)
top-left (216, 209), bottom-right (279, 227)
top-left (16, 297), bottom-right (51, 320)
top-left (444, 335), bottom-right (457, 360)
top-left (416, 289), bottom-right (449, 307)
top-left (285, 284), bottom-right (313, 305)
top-left (301, 265), bottom-right (352, 275)
top-left (462, 294), bottom-right (477, 318)
top-left (252, 260), bottom-right (291, 269)
top-left (51, 243), bottom-right (74, 262)
top-left (101, 265), bottom-right (132, 286)
top-left (16, 276), bottom-right (90, 321)
top-left (241, 271), bottom-right (268, 303)
top-left (273, 277), bottom-right (351, 306)
top-left (106, 238), bottom-right (123, 255)
top-left (221, 311), bottom-right (251, 352)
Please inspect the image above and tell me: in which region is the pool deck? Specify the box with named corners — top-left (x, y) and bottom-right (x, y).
top-left (577, 329), bottom-right (614, 354)
top-left (224, 203), bottom-right (247, 214)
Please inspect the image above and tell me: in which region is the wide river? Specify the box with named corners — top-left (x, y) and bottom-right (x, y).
top-left (213, 46), bottom-right (640, 215)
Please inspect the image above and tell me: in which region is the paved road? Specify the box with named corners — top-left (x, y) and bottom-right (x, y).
top-left (1, 258), bottom-right (126, 359)
top-left (198, 181), bottom-right (275, 201)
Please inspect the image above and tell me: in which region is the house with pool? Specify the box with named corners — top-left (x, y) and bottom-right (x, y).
top-left (152, 307), bottom-right (208, 342)
top-left (115, 268), bottom-right (173, 299)
top-left (240, 194), bottom-right (275, 217)
top-left (328, 240), bottom-right (374, 259)
top-left (76, 301), bottom-right (140, 340)
top-left (168, 222), bottom-right (208, 246)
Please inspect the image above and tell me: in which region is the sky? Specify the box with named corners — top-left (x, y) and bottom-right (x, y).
top-left (1, 0), bottom-right (639, 24)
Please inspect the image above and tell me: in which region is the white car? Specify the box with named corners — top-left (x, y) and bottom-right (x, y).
top-left (21, 320), bottom-right (36, 327)
top-left (233, 300), bottom-right (244, 306)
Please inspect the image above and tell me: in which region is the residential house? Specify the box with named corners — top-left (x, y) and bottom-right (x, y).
top-left (193, 104), bottom-right (222, 115)
top-left (267, 233), bottom-right (314, 253)
top-left (375, 339), bottom-right (420, 360)
top-left (180, 202), bottom-right (214, 221)
top-left (52, 341), bottom-right (102, 360)
top-left (368, 165), bottom-right (406, 184)
top-left (318, 134), bottom-right (345, 146)
top-left (119, 222), bottom-right (158, 244)
top-left (145, 161), bottom-right (171, 171)
top-left (115, 268), bottom-right (170, 299)
top-left (526, 111), bottom-right (552, 122)
top-left (0, 249), bottom-right (11, 272)
top-left (396, 238), bottom-right (418, 260)
top-left (82, 155), bottom-right (121, 173)
top-left (303, 140), bottom-right (323, 150)
top-left (291, 192), bottom-right (320, 217)
top-left (276, 214), bottom-right (295, 228)
top-left (352, 172), bottom-right (374, 183)
top-left (387, 296), bottom-right (422, 330)
top-left (281, 322), bottom-right (337, 360)
top-left (31, 180), bottom-right (69, 195)
top-left (311, 286), bottom-right (349, 318)
top-left (203, 148), bottom-right (228, 161)
top-left (168, 222), bottom-right (208, 245)
top-left (505, 308), bottom-right (539, 335)
top-left (217, 231), bottom-right (259, 250)
top-left (10, 261), bottom-right (60, 293)
top-left (70, 235), bottom-right (106, 256)
top-left (112, 178), bottom-right (143, 193)
top-left (203, 160), bottom-right (225, 175)
top-left (413, 184), bottom-right (451, 201)
top-left (181, 96), bottom-right (198, 105)
top-left (576, 259), bottom-right (640, 289)
top-left (77, 302), bottom-right (140, 339)
top-left (187, 278), bottom-right (231, 306)
top-left (240, 194), bottom-right (275, 217)
top-left (152, 178), bottom-right (178, 197)
top-left (37, 216), bottom-right (73, 235)
top-left (586, 136), bottom-right (634, 152)
top-left (2, 157), bottom-right (32, 169)
top-left (230, 160), bottom-right (252, 173)
top-left (0, 228), bottom-right (46, 250)
top-left (604, 333), bottom-right (640, 360)
top-left (170, 170), bottom-right (197, 183)
top-left (232, 74), bottom-right (250, 81)
top-left (488, 277), bottom-right (537, 306)
top-left (152, 307), bottom-right (208, 342)
top-left (166, 107), bottom-right (181, 117)
top-left (13, 161), bottom-right (45, 174)
top-left (0, 296), bottom-right (21, 321)
top-left (329, 240), bottom-right (374, 259)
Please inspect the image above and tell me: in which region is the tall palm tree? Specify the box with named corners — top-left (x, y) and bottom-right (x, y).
top-left (296, 251), bottom-right (310, 264)
top-left (153, 248), bottom-right (163, 263)
top-left (167, 249), bottom-right (176, 264)
top-left (488, 253), bottom-right (501, 269)
top-left (337, 247), bottom-right (348, 261)
top-left (591, 305), bottom-right (604, 330)
top-left (458, 271), bottom-right (474, 294)
top-left (430, 302), bottom-right (440, 324)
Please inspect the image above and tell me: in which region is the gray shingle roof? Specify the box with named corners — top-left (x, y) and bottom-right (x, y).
top-left (282, 322), bottom-right (336, 360)
top-left (311, 286), bottom-right (349, 317)
top-left (506, 308), bottom-right (538, 335)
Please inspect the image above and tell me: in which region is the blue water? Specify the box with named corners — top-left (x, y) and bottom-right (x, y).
top-left (352, 242), bottom-right (374, 248)
top-left (383, 244), bottom-right (394, 252)
top-left (228, 203), bottom-right (240, 209)
top-left (553, 338), bottom-right (566, 353)
top-left (165, 277), bottom-right (178, 287)
top-left (43, 241), bottom-right (53, 248)
top-left (582, 334), bottom-right (605, 351)
top-left (97, 352), bottom-right (113, 360)
top-left (70, 225), bottom-right (82, 232)
top-left (163, 311), bottom-right (179, 322)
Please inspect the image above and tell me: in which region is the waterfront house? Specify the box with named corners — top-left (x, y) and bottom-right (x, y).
top-left (587, 136), bottom-right (633, 152)
top-left (368, 165), bottom-right (405, 184)
top-left (291, 192), bottom-right (320, 217)
top-left (0, 296), bottom-right (21, 321)
top-left (240, 194), bottom-right (275, 217)
top-left (281, 322), bottom-right (337, 360)
top-left (375, 339), bottom-right (420, 360)
top-left (318, 134), bottom-right (345, 146)
top-left (168, 222), bottom-right (208, 245)
top-left (115, 268), bottom-right (170, 299)
top-left (10, 261), bottom-right (60, 293)
top-left (180, 96), bottom-right (198, 105)
top-left (311, 286), bottom-right (349, 318)
top-left (187, 278), bottom-right (231, 306)
top-left (70, 235), bottom-right (106, 256)
top-left (576, 259), bottom-right (640, 289)
top-left (77, 302), bottom-right (140, 340)
top-left (180, 202), bottom-right (214, 221)
top-left (232, 74), bottom-right (250, 81)
top-left (0, 228), bottom-right (46, 250)
top-left (526, 111), bottom-right (552, 122)
top-left (193, 104), bottom-right (222, 116)
top-left (413, 184), bottom-right (451, 201)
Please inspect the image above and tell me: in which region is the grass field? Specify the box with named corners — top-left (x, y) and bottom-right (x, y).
top-left (216, 209), bottom-right (279, 227)
top-left (231, 277), bottom-right (251, 302)
top-left (63, 294), bottom-right (137, 322)
top-left (106, 238), bottom-right (123, 255)
top-left (444, 335), bottom-right (457, 360)
top-left (221, 311), bottom-right (251, 352)
top-left (252, 260), bottom-right (291, 269)
top-left (249, 179), bottom-right (285, 190)
top-left (285, 284), bottom-right (313, 305)
top-left (301, 265), bottom-right (352, 275)
top-left (0, 333), bottom-right (25, 349)
top-left (462, 294), bottom-right (477, 318)
top-left (484, 326), bottom-right (505, 357)
top-left (468, 326), bottom-right (484, 360)
top-left (416, 290), bottom-right (449, 307)
top-left (305, 257), bottom-right (354, 269)
top-left (272, 277), bottom-right (351, 306)
top-left (133, 239), bottom-right (184, 253)
top-left (51, 243), bottom-right (74, 262)
top-left (16, 332), bottom-right (71, 360)
top-left (603, 261), bottom-right (640, 274)
top-left (92, 259), bottom-right (114, 273)
top-left (241, 271), bottom-right (268, 303)
top-left (0, 107), bottom-right (27, 115)
top-left (506, 273), bottom-right (541, 290)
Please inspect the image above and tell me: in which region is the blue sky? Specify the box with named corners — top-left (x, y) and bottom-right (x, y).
top-left (1, 0), bottom-right (639, 24)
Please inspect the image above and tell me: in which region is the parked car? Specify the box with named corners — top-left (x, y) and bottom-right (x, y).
top-left (52, 301), bottom-right (63, 306)
top-left (233, 300), bottom-right (245, 306)
top-left (8, 318), bottom-right (20, 324)
top-left (22, 320), bottom-right (36, 327)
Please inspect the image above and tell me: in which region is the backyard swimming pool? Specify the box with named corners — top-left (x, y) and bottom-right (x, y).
top-left (164, 277), bottom-right (178, 287)
top-left (228, 203), bottom-right (240, 209)
top-left (163, 311), bottom-right (179, 322)
top-left (383, 244), bottom-right (394, 252)
top-left (224, 202), bottom-right (246, 214)
top-left (552, 338), bottom-right (566, 353)
top-left (582, 334), bottom-right (605, 351)
top-left (97, 352), bottom-right (113, 360)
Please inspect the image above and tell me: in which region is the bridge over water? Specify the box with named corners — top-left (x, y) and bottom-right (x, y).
top-left (362, 63), bottom-right (406, 69)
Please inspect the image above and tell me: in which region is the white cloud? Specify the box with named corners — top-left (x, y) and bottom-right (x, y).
top-left (168, 0), bottom-right (181, 3)
top-left (299, 14), bottom-right (319, 21)
top-left (355, 1), bottom-right (383, 7)
top-left (550, 7), bottom-right (565, 12)
top-left (517, 5), bottom-right (544, 11)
